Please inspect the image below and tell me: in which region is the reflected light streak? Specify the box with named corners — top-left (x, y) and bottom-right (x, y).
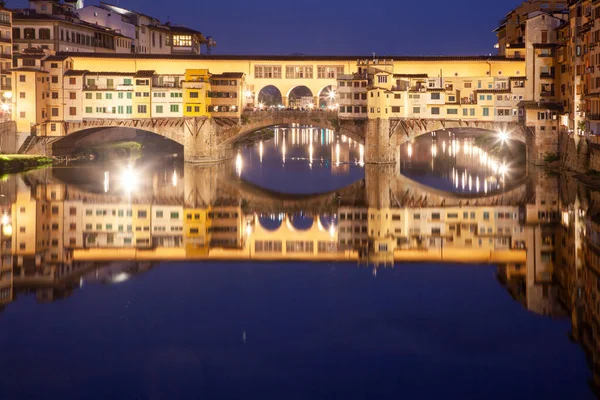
top-left (407, 143), bottom-right (413, 159)
top-left (104, 171), bottom-right (109, 193)
top-left (335, 142), bottom-right (340, 166)
top-left (236, 152), bottom-right (243, 177)
top-left (259, 141), bottom-right (263, 164)
top-left (359, 144), bottom-right (364, 166)
top-left (172, 170), bottom-right (178, 187)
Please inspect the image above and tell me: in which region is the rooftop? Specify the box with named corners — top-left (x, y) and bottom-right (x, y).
top-left (56, 52), bottom-right (524, 62)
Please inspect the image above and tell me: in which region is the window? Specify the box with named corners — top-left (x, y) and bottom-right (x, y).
top-left (138, 210), bottom-right (147, 218)
top-left (126, 106), bottom-right (132, 114)
top-left (431, 92), bottom-right (441, 100)
top-left (69, 92), bottom-right (76, 100)
top-left (69, 107), bottom-right (76, 116)
top-left (254, 65), bottom-right (282, 79)
top-left (170, 212), bottom-right (179, 219)
top-left (156, 105), bottom-right (163, 113)
top-left (96, 93), bottom-right (102, 100)
top-left (483, 107), bottom-right (490, 117)
top-left (24, 28), bottom-right (35, 39)
top-left (413, 107), bottom-right (420, 114)
top-left (137, 105), bottom-right (147, 114)
top-left (170, 104), bottom-right (179, 112)
top-left (106, 93), bottom-right (112, 100)
top-left (19, 75), bottom-right (25, 83)
top-left (173, 34), bottom-right (192, 47)
top-left (189, 92), bottom-right (199, 98)
top-left (377, 75), bottom-right (388, 84)
top-left (447, 109), bottom-right (458, 115)
top-left (483, 212), bottom-right (490, 220)
top-left (431, 107), bottom-right (440, 115)
top-left (85, 93), bottom-right (92, 99)
top-left (51, 108), bottom-right (59, 117)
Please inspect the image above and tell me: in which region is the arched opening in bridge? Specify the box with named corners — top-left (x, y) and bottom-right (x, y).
top-left (289, 214), bottom-right (314, 231)
top-left (318, 85), bottom-right (335, 109)
top-left (52, 127), bottom-right (183, 160)
top-left (399, 128), bottom-right (527, 195)
top-left (258, 214), bottom-right (284, 231)
top-left (287, 86), bottom-right (314, 108)
top-left (257, 85), bottom-right (283, 107)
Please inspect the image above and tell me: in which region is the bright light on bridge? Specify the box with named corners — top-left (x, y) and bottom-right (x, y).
top-left (498, 130), bottom-right (509, 144)
top-left (1, 103), bottom-right (9, 112)
top-left (120, 165), bottom-right (138, 195)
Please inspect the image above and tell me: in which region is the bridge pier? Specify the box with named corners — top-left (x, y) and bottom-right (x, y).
top-left (364, 118), bottom-right (400, 165)
top-left (183, 118), bottom-right (233, 164)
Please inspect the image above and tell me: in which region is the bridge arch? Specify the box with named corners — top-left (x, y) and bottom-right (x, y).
top-left (391, 119), bottom-right (528, 146)
top-left (257, 85), bottom-right (283, 107)
top-left (317, 85), bottom-right (335, 108)
top-left (51, 126), bottom-right (184, 158)
top-left (286, 86), bottom-right (314, 108)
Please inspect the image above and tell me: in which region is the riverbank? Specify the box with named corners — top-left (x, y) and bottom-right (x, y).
top-left (0, 155), bottom-right (53, 174)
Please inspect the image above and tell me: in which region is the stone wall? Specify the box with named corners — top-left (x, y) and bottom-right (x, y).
top-left (558, 134), bottom-right (590, 173)
top-left (0, 121), bottom-right (17, 154)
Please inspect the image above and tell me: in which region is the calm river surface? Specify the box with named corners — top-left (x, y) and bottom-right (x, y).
top-left (0, 125), bottom-right (596, 399)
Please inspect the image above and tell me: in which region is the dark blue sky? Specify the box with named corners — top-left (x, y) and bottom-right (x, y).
top-left (12, 0), bottom-right (522, 55)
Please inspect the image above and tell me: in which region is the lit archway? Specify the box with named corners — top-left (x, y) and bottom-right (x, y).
top-left (287, 86), bottom-right (314, 108)
top-left (257, 85), bottom-right (283, 107)
top-left (318, 85), bottom-right (335, 109)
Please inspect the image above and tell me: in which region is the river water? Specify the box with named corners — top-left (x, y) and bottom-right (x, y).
top-left (0, 125), bottom-right (596, 400)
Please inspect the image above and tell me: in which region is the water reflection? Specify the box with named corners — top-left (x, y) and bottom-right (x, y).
top-left (401, 131), bottom-right (527, 194)
top-left (236, 124), bottom-right (365, 194)
top-left (0, 156), bottom-right (597, 398)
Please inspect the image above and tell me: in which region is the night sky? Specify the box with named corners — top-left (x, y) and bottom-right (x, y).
top-left (11, 0), bottom-right (522, 55)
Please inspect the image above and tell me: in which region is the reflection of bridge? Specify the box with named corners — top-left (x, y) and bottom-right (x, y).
top-left (42, 163), bottom-right (530, 212)
top-left (53, 111), bottom-right (529, 165)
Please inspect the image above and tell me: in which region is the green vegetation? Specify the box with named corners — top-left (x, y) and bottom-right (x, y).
top-left (80, 141), bottom-right (143, 161)
top-left (0, 155), bottom-right (53, 174)
top-left (543, 153), bottom-right (560, 163)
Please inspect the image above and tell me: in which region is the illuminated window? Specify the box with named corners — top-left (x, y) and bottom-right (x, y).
top-left (173, 35), bottom-right (192, 47)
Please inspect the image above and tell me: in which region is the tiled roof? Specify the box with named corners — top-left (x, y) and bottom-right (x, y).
top-left (211, 72), bottom-right (244, 79)
top-left (12, 67), bottom-right (48, 73)
top-left (44, 55), bottom-right (70, 62)
top-left (517, 101), bottom-right (563, 112)
top-left (393, 73), bottom-right (428, 78)
top-left (134, 70), bottom-right (155, 78)
top-left (56, 52), bottom-right (523, 62)
top-left (63, 69), bottom-right (89, 76)
top-left (88, 71), bottom-right (136, 76)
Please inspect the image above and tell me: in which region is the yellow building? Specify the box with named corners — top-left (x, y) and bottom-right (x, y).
top-left (132, 70), bottom-right (154, 119)
top-left (183, 207), bottom-right (210, 255)
top-left (183, 69), bottom-right (211, 117)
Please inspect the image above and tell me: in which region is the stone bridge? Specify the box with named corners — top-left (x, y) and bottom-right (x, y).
top-left (56, 112), bottom-right (529, 165)
top-left (32, 163), bottom-right (532, 213)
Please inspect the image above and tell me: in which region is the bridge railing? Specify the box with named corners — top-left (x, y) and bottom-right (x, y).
top-left (242, 109), bottom-right (338, 119)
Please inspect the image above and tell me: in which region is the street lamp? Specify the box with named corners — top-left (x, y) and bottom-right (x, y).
top-left (498, 130), bottom-right (509, 144)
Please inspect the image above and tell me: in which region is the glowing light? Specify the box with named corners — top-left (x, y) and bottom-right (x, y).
top-left (172, 169), bottom-right (178, 187)
top-left (244, 90), bottom-right (253, 98)
top-left (328, 90), bottom-right (336, 100)
top-left (2, 91), bottom-right (11, 99)
top-left (1, 103), bottom-right (9, 112)
top-left (104, 171), bottom-right (109, 193)
top-left (335, 142), bottom-right (340, 166)
top-left (259, 141), bottom-right (263, 163)
top-left (329, 224), bottom-right (336, 238)
top-left (282, 140), bottom-right (286, 164)
top-left (498, 130), bottom-right (509, 144)
top-left (120, 165), bottom-right (138, 194)
top-left (499, 163), bottom-right (508, 176)
top-left (407, 143), bottom-right (413, 159)
top-left (308, 103), bottom-right (314, 109)
top-left (112, 272), bottom-right (130, 284)
top-left (309, 142), bottom-right (313, 167)
top-left (258, 103), bottom-right (264, 110)
top-left (245, 223), bottom-right (252, 236)
top-left (235, 152), bottom-right (243, 177)
top-left (476, 176), bottom-right (480, 192)
top-left (1, 213), bottom-right (8, 226)
top-left (442, 141), bottom-right (446, 154)
top-left (2, 223), bottom-right (12, 236)
top-left (359, 144), bottom-right (365, 166)
top-left (431, 143), bottom-right (437, 158)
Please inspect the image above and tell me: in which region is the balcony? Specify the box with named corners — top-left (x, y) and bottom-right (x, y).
top-left (0, 37), bottom-right (10, 44)
top-left (540, 91), bottom-right (555, 97)
top-left (587, 113), bottom-right (600, 121)
top-left (540, 72), bottom-right (555, 79)
top-left (116, 84), bottom-right (133, 91)
top-left (0, 53), bottom-right (11, 59)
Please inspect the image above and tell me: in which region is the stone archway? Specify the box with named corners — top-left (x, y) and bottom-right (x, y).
top-left (257, 85), bottom-right (283, 108)
top-left (317, 85), bottom-right (335, 109)
top-left (286, 86), bottom-right (314, 109)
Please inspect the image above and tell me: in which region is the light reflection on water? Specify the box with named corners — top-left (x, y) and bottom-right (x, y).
top-left (400, 131), bottom-right (526, 194)
top-left (236, 124), bottom-right (365, 194)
